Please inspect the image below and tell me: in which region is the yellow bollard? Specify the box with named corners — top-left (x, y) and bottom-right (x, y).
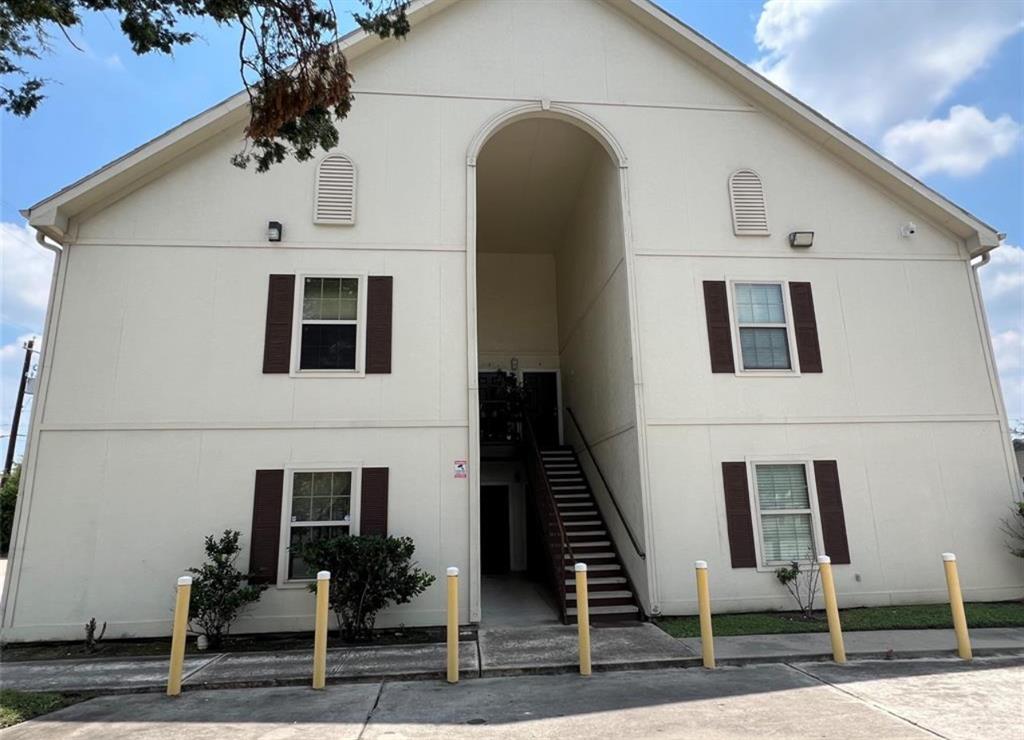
top-left (167, 575), bottom-right (192, 697)
top-left (942, 553), bottom-right (972, 660)
top-left (447, 567), bottom-right (459, 684)
top-left (694, 561), bottom-right (715, 669)
top-left (817, 556), bottom-right (846, 664)
top-left (575, 562), bottom-right (591, 676)
top-left (312, 570), bottom-right (330, 689)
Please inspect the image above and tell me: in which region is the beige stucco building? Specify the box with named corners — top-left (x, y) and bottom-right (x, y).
top-left (3, 0), bottom-right (1021, 642)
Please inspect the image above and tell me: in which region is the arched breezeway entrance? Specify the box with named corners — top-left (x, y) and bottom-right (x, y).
top-left (465, 105), bottom-right (651, 625)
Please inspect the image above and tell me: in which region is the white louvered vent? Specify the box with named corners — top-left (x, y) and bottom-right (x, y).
top-left (314, 154), bottom-right (356, 225)
top-left (729, 169), bottom-right (769, 236)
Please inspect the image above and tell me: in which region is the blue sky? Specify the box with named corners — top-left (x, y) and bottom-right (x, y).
top-left (2, 0), bottom-right (1023, 459)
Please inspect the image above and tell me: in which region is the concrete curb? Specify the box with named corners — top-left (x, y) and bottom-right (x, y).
top-left (7, 645), bottom-right (1021, 696)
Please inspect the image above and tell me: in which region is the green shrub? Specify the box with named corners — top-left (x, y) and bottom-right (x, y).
top-left (296, 534), bottom-right (435, 642)
top-left (187, 530), bottom-right (267, 648)
top-left (1003, 497), bottom-right (1024, 559)
top-left (0, 465), bottom-right (20, 556)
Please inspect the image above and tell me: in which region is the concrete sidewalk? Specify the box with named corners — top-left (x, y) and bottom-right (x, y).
top-left (3, 657), bottom-right (1022, 739)
top-left (1, 624), bottom-right (1022, 695)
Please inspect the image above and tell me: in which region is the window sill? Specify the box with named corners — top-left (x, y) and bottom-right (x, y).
top-left (289, 369), bottom-right (366, 379)
top-left (734, 369), bottom-right (802, 378)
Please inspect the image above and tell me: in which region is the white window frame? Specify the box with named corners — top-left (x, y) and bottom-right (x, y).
top-left (290, 273), bottom-right (368, 377)
top-left (727, 279), bottom-right (800, 377)
top-left (746, 458), bottom-right (824, 572)
top-left (277, 463), bottom-right (362, 587)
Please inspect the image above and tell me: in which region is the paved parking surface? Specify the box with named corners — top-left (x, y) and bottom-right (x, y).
top-left (2, 656), bottom-right (1021, 739)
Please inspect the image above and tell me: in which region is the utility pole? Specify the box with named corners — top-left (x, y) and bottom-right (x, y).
top-left (3, 338), bottom-right (35, 482)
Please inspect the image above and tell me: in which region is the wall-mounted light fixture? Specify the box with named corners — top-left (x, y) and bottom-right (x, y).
top-left (788, 231), bottom-right (814, 248)
top-left (267, 221), bottom-right (283, 242)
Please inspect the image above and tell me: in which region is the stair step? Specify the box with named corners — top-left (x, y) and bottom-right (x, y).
top-left (563, 520), bottom-right (601, 527)
top-left (564, 552), bottom-right (615, 559)
top-left (541, 452), bottom-right (573, 458)
top-left (566, 590), bottom-right (633, 600)
top-left (553, 493), bottom-right (589, 500)
top-left (560, 510), bottom-right (598, 517)
top-left (564, 563), bottom-right (621, 572)
top-left (568, 540), bottom-right (610, 547)
top-left (551, 485), bottom-right (587, 490)
top-left (565, 576), bottom-right (626, 586)
top-left (556, 501), bottom-right (592, 508)
top-left (544, 462), bottom-right (578, 468)
top-left (567, 605), bottom-right (640, 616)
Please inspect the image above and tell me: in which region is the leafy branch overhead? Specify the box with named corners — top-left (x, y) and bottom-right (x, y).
top-left (0, 0), bottom-right (411, 172)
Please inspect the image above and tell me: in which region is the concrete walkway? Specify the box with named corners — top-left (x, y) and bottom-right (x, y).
top-left (1, 625), bottom-right (1022, 695)
top-left (3, 657), bottom-right (1022, 739)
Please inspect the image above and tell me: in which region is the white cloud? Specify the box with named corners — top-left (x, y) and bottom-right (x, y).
top-left (753, 0), bottom-right (1023, 135)
top-left (881, 105), bottom-right (1021, 177)
top-left (980, 245), bottom-right (1024, 424)
top-left (1, 221), bottom-right (54, 336)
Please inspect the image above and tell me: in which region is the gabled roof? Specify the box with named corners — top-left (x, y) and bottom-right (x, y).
top-left (24, 0), bottom-right (1003, 253)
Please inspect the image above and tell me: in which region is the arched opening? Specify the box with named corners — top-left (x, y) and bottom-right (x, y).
top-left (473, 114), bottom-right (642, 625)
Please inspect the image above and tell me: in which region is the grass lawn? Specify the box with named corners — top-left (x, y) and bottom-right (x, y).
top-left (0, 690), bottom-right (83, 728)
top-left (655, 601), bottom-right (1024, 638)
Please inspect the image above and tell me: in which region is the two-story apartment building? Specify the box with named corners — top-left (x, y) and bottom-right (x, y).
top-left (3, 0), bottom-right (1021, 641)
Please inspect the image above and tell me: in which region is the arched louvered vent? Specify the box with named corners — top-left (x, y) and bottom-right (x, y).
top-left (314, 154), bottom-right (356, 225)
top-left (729, 169), bottom-right (769, 236)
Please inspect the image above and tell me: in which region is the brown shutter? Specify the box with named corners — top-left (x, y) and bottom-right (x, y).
top-left (263, 275), bottom-right (295, 374)
top-left (814, 460), bottom-right (850, 564)
top-left (249, 469), bottom-right (284, 584)
top-left (365, 276), bottom-right (393, 374)
top-left (360, 467), bottom-right (389, 536)
top-left (703, 281), bottom-right (735, 373)
top-left (722, 462), bottom-right (757, 567)
top-left (789, 282), bottom-right (822, 373)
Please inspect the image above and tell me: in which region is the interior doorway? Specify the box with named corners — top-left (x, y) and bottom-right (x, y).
top-left (480, 485), bottom-right (511, 575)
top-left (523, 370), bottom-right (561, 447)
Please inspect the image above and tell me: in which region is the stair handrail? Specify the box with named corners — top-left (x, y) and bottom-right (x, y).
top-left (564, 407), bottom-right (646, 560)
top-left (522, 415), bottom-right (575, 616)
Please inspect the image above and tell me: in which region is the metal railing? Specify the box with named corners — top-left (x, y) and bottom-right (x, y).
top-left (565, 407), bottom-right (646, 560)
top-left (522, 415), bottom-right (575, 621)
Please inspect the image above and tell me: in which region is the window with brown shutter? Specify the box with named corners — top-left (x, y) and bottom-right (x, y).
top-left (360, 467), bottom-right (389, 536)
top-left (365, 276), bottom-right (393, 374)
top-left (703, 281), bottom-right (735, 373)
top-left (263, 276), bottom-right (295, 374)
top-left (249, 469), bottom-right (284, 584)
top-left (789, 282), bottom-right (822, 373)
top-left (722, 462), bottom-right (757, 567)
top-left (814, 460), bottom-right (850, 564)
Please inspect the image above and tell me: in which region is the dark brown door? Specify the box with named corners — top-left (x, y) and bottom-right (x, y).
top-left (480, 485), bottom-right (511, 575)
top-left (523, 371), bottom-right (560, 447)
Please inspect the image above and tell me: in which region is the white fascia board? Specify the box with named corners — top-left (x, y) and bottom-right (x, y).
top-left (617, 0), bottom-right (1003, 254)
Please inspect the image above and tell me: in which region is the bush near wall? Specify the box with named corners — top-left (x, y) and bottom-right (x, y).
top-left (0, 465), bottom-right (20, 555)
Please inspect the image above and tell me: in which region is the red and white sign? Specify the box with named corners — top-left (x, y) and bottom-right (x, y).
top-left (454, 460), bottom-right (468, 479)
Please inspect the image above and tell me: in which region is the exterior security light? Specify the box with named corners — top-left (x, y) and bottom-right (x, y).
top-left (788, 231), bottom-right (814, 248)
top-left (267, 221), bottom-right (283, 242)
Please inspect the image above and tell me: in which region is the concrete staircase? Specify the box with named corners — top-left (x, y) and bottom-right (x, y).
top-left (540, 447), bottom-right (642, 623)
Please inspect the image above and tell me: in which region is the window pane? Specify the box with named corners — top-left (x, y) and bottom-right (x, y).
top-left (736, 283), bottom-right (785, 324)
top-left (760, 514), bottom-right (814, 562)
top-left (756, 464), bottom-right (810, 509)
top-left (288, 525), bottom-right (347, 580)
top-left (292, 471), bottom-right (353, 524)
top-left (740, 327), bottom-right (791, 369)
top-left (302, 277), bottom-right (358, 320)
top-left (300, 324), bottom-right (357, 370)
top-left (302, 278), bottom-right (322, 320)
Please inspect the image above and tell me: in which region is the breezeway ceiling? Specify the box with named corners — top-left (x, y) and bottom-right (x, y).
top-left (476, 118), bottom-right (604, 254)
